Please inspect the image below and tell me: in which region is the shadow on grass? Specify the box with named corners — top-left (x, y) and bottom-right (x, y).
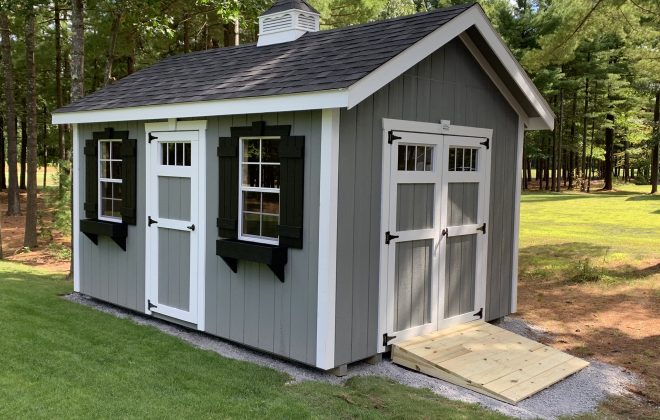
top-left (626, 194), bottom-right (660, 202)
top-left (520, 242), bottom-right (611, 261)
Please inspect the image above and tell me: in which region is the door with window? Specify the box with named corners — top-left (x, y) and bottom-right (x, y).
top-left (437, 136), bottom-right (489, 329)
top-left (384, 132), bottom-right (443, 343)
top-left (146, 130), bottom-right (200, 324)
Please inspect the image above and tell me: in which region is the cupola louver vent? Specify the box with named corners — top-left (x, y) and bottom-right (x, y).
top-left (258, 0), bottom-right (320, 47)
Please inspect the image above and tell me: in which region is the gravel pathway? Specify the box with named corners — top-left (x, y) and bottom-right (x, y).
top-left (66, 293), bottom-right (639, 419)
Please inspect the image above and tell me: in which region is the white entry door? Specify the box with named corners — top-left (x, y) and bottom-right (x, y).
top-left (437, 136), bottom-right (490, 329)
top-left (146, 130), bottom-right (200, 324)
top-left (381, 125), bottom-right (491, 348)
top-left (384, 132), bottom-right (443, 344)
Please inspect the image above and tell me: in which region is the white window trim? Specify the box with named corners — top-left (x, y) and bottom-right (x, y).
top-left (97, 138), bottom-right (123, 223)
top-left (238, 136), bottom-right (281, 246)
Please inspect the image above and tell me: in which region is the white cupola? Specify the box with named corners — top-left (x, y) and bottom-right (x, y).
top-left (257, 0), bottom-right (320, 47)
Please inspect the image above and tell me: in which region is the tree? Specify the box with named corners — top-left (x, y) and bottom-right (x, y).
top-left (0, 10), bottom-right (20, 215)
top-left (24, 2), bottom-right (38, 248)
top-left (71, 0), bottom-right (85, 101)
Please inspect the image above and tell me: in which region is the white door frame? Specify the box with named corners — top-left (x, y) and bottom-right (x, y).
top-left (144, 119), bottom-right (207, 331)
top-left (378, 118), bottom-right (492, 353)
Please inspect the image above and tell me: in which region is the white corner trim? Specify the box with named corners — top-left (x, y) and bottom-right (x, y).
top-left (511, 116), bottom-right (524, 313)
top-left (53, 91), bottom-right (347, 125)
top-left (72, 123), bottom-right (81, 293)
top-left (316, 108), bottom-right (340, 369)
top-left (458, 33), bottom-right (529, 124)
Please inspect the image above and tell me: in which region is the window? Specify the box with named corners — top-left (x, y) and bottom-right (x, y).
top-left (98, 139), bottom-right (123, 222)
top-left (448, 147), bottom-right (478, 172)
top-left (161, 141), bottom-right (191, 166)
top-left (398, 144), bottom-right (434, 172)
top-left (239, 137), bottom-right (280, 244)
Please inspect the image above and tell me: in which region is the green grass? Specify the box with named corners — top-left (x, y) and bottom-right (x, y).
top-left (0, 261), bottom-right (506, 419)
top-left (519, 183), bottom-right (660, 283)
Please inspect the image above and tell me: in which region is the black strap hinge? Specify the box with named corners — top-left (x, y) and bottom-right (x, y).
top-left (388, 130), bottom-right (402, 144)
top-left (385, 231), bottom-right (399, 245)
top-left (383, 333), bottom-right (397, 347)
top-left (148, 299), bottom-right (157, 310)
top-left (480, 138), bottom-right (490, 149)
top-left (474, 307), bottom-right (483, 319)
top-left (477, 223), bottom-right (486, 235)
top-left (148, 216), bottom-right (158, 227)
top-left (148, 133), bottom-right (158, 143)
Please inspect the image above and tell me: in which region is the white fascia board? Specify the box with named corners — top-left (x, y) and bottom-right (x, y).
top-left (52, 90), bottom-right (348, 125)
top-left (347, 6), bottom-right (554, 131)
top-left (316, 108), bottom-right (340, 369)
top-left (72, 123), bottom-right (81, 293)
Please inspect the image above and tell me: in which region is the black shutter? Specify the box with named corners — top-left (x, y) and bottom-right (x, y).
top-left (84, 139), bottom-right (98, 219)
top-left (218, 136), bottom-right (239, 238)
top-left (120, 138), bottom-right (137, 225)
top-left (278, 135), bottom-right (305, 248)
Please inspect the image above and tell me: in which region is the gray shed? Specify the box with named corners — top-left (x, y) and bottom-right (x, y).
top-left (54, 1), bottom-right (554, 372)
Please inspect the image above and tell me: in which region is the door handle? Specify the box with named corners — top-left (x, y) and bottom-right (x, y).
top-left (441, 228), bottom-right (449, 238)
top-left (148, 216), bottom-right (158, 227)
top-left (187, 224), bottom-right (195, 231)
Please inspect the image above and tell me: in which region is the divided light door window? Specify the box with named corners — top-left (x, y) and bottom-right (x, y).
top-left (239, 137), bottom-right (280, 244)
top-left (98, 139), bottom-right (123, 222)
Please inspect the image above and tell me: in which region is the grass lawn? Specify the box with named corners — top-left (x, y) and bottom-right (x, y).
top-left (0, 261), bottom-right (506, 419)
top-left (517, 183), bottom-right (659, 418)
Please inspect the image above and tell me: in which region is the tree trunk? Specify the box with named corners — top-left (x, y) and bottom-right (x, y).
top-left (70, 0), bottom-right (85, 278)
top-left (603, 114), bottom-right (614, 190)
top-left (651, 91), bottom-right (659, 194)
top-left (1, 12), bottom-right (20, 215)
top-left (20, 116), bottom-right (27, 190)
top-left (42, 106), bottom-right (48, 189)
top-left (581, 78), bottom-right (589, 190)
top-left (55, 0), bottom-right (65, 161)
top-left (103, 12), bottom-right (122, 87)
top-left (0, 116), bottom-right (5, 190)
top-left (24, 6), bottom-right (38, 249)
top-left (71, 0), bottom-right (85, 102)
top-left (588, 119), bottom-right (595, 193)
top-left (556, 89), bottom-right (564, 192)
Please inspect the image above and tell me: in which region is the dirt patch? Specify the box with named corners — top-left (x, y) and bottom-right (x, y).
top-left (517, 261), bottom-right (660, 417)
top-left (0, 189), bottom-right (70, 274)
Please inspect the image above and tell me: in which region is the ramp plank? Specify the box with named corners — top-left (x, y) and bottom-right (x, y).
top-left (391, 321), bottom-right (589, 404)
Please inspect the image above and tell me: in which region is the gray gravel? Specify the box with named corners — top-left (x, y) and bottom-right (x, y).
top-left (66, 293), bottom-right (640, 419)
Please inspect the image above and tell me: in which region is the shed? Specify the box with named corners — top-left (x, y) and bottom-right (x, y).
top-left (54, 1), bottom-right (554, 373)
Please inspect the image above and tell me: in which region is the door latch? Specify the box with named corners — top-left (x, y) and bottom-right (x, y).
top-left (187, 224), bottom-right (195, 231)
top-left (441, 228), bottom-right (449, 237)
top-left (385, 231), bottom-right (399, 245)
top-left (477, 223), bottom-right (486, 234)
top-left (148, 216), bottom-right (158, 227)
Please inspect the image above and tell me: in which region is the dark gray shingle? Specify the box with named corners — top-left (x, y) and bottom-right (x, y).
top-left (56, 4), bottom-right (472, 114)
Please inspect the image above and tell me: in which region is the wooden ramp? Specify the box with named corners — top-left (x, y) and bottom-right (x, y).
top-left (391, 321), bottom-right (589, 404)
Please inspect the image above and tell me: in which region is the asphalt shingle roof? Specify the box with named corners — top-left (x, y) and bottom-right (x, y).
top-left (56, 3), bottom-right (473, 114)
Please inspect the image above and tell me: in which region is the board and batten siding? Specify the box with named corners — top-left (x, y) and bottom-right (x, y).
top-left (204, 112), bottom-right (321, 366)
top-left (77, 122), bottom-right (146, 312)
top-left (335, 39), bottom-right (519, 366)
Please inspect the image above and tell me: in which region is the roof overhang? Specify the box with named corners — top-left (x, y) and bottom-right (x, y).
top-left (53, 4), bottom-right (553, 130)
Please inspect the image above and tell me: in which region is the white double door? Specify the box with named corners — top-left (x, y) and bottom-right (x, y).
top-left (384, 131), bottom-right (490, 344)
top-left (145, 130), bottom-right (201, 324)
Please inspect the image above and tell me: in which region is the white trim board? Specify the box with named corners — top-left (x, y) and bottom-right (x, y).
top-left (53, 6), bottom-right (553, 131)
top-left (510, 116), bottom-right (524, 313)
top-left (72, 123), bottom-right (81, 292)
top-left (316, 108), bottom-right (340, 369)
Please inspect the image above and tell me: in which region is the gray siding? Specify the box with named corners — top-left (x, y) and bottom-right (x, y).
top-left (204, 112), bottom-right (321, 366)
top-left (335, 39), bottom-right (519, 365)
top-left (79, 112), bottom-right (321, 367)
top-left (77, 122), bottom-right (146, 312)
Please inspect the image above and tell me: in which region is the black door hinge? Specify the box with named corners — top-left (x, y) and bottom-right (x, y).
top-left (385, 231), bottom-right (399, 245)
top-left (148, 133), bottom-right (158, 143)
top-left (148, 216), bottom-right (158, 227)
top-left (388, 130), bottom-right (402, 144)
top-left (187, 224), bottom-right (195, 231)
top-left (474, 307), bottom-right (483, 319)
top-left (383, 333), bottom-right (397, 347)
top-left (477, 223), bottom-right (486, 235)
top-left (480, 138), bottom-right (490, 149)
top-left (148, 299), bottom-right (157, 310)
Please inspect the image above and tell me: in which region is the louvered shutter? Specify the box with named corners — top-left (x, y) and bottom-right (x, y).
top-left (218, 136), bottom-right (239, 238)
top-left (84, 139), bottom-right (98, 219)
top-left (278, 135), bottom-right (305, 248)
top-left (120, 138), bottom-right (137, 225)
